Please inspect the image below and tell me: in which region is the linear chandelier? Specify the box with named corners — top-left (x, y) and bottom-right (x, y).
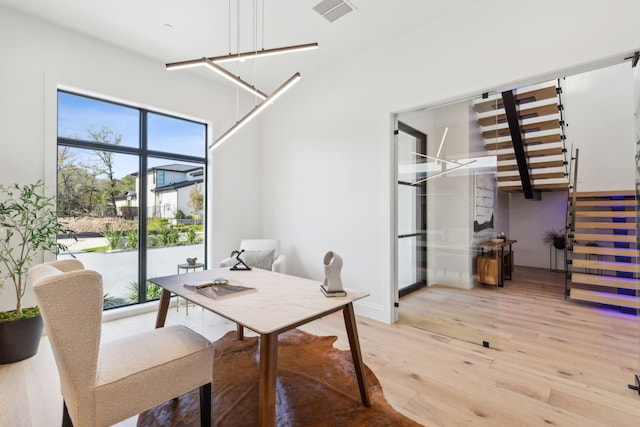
top-left (167, 0), bottom-right (316, 149)
top-left (209, 72), bottom-right (301, 150)
top-left (167, 58), bottom-right (268, 99)
top-left (411, 151), bottom-right (476, 185)
top-left (166, 42), bottom-right (318, 68)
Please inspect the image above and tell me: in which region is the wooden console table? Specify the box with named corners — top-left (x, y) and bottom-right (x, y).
top-left (477, 240), bottom-right (516, 287)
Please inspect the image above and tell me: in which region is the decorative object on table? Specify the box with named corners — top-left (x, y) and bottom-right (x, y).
top-left (186, 257), bottom-right (198, 266)
top-left (138, 329), bottom-right (422, 427)
top-left (229, 249), bottom-right (251, 270)
top-left (183, 279), bottom-right (256, 300)
top-left (497, 232), bottom-right (506, 240)
top-left (0, 181), bottom-right (74, 364)
top-left (542, 228), bottom-right (566, 249)
top-left (321, 251), bottom-right (346, 297)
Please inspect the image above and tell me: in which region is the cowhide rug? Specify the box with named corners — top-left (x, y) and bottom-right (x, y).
top-left (138, 329), bottom-right (421, 426)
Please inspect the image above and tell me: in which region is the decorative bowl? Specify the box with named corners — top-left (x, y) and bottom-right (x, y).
top-left (490, 238), bottom-right (504, 244)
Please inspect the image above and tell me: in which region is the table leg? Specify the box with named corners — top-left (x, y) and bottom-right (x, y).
top-left (236, 323), bottom-right (244, 340)
top-left (343, 302), bottom-right (371, 407)
top-left (258, 332), bottom-right (278, 427)
top-left (155, 289), bottom-right (171, 328)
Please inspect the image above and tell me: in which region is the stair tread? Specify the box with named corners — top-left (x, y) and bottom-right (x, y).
top-left (572, 258), bottom-right (639, 273)
top-left (574, 221), bottom-right (635, 229)
top-left (473, 86), bottom-right (558, 113)
top-left (571, 272), bottom-right (638, 287)
top-left (477, 103), bottom-right (559, 126)
top-left (571, 190), bottom-right (636, 198)
top-left (572, 245), bottom-right (640, 257)
top-left (574, 200), bottom-right (637, 207)
top-left (498, 160), bottom-right (565, 172)
top-left (497, 147), bottom-right (565, 161)
top-left (497, 172), bottom-right (566, 182)
top-left (572, 233), bottom-right (636, 243)
top-left (482, 119), bottom-right (560, 139)
top-left (485, 134), bottom-right (562, 149)
top-left (570, 288), bottom-right (639, 309)
top-left (499, 182), bottom-right (568, 192)
top-left (575, 211), bottom-right (636, 217)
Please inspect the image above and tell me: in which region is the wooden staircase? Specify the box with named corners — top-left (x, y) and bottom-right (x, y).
top-left (473, 81), bottom-right (570, 192)
top-left (566, 190), bottom-right (639, 311)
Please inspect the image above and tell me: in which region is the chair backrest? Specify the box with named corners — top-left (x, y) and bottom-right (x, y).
top-left (240, 239), bottom-right (280, 259)
top-left (29, 260), bottom-right (103, 404)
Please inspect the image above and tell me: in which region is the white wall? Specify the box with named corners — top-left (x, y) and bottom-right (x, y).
top-left (508, 192), bottom-right (568, 269)
top-left (0, 7), bottom-right (264, 311)
top-left (564, 62), bottom-right (636, 191)
top-left (261, 0), bottom-right (640, 322)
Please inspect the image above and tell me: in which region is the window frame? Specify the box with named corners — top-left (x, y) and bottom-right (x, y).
top-left (56, 89), bottom-right (208, 307)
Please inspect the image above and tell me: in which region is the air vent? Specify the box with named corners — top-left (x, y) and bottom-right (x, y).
top-left (313, 0), bottom-right (355, 23)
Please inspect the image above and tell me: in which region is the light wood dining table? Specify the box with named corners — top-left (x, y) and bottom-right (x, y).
top-left (150, 267), bottom-right (371, 427)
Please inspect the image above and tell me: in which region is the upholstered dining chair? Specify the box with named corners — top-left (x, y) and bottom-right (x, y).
top-left (218, 238), bottom-right (286, 273)
top-left (29, 259), bottom-right (214, 427)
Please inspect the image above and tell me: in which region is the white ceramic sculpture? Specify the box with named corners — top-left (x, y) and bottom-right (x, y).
top-left (323, 251), bottom-right (344, 292)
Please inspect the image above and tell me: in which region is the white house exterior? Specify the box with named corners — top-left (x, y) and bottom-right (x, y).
top-left (115, 164), bottom-right (203, 219)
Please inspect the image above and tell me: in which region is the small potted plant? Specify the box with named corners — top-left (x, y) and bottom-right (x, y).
top-left (543, 228), bottom-right (567, 250)
top-left (0, 181), bottom-right (73, 364)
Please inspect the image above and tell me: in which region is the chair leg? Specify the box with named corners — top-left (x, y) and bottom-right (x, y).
top-left (62, 400), bottom-right (73, 427)
top-left (200, 382), bottom-right (211, 427)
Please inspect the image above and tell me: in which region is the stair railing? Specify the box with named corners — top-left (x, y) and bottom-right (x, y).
top-left (564, 148), bottom-right (579, 298)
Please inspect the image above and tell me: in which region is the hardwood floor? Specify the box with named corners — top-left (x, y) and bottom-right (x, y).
top-left (1, 266), bottom-right (639, 426)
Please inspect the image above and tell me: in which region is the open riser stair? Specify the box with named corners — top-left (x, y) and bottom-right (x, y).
top-left (473, 81), bottom-right (570, 193)
top-left (566, 190), bottom-right (639, 311)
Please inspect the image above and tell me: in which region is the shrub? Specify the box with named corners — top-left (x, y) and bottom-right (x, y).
top-left (126, 281), bottom-right (163, 303)
top-left (103, 229), bottom-right (125, 250)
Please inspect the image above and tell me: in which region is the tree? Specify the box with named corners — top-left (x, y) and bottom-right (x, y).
top-left (87, 126), bottom-right (122, 216)
top-left (57, 147), bottom-right (100, 215)
top-left (188, 183), bottom-right (204, 224)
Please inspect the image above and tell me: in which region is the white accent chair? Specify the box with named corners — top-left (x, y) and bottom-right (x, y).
top-left (218, 239), bottom-right (286, 273)
top-left (29, 259), bottom-right (214, 427)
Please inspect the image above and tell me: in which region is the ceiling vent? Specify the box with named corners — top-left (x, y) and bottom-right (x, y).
top-left (313, 0), bottom-right (355, 23)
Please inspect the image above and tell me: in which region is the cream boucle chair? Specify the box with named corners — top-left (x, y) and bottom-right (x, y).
top-left (29, 259), bottom-right (213, 427)
top-left (218, 238), bottom-right (286, 272)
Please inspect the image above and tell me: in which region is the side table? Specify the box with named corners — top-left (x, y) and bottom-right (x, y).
top-left (176, 262), bottom-right (205, 314)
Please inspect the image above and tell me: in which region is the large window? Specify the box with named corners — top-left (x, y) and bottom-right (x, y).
top-left (57, 91), bottom-right (207, 309)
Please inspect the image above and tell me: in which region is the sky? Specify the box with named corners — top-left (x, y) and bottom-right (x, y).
top-left (57, 91), bottom-right (206, 179)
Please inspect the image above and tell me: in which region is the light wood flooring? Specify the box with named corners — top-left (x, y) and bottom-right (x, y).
top-left (1, 266), bottom-right (639, 426)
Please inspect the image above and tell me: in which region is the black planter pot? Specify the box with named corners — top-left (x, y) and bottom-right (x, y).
top-left (0, 314), bottom-right (43, 364)
top-left (553, 238), bottom-right (566, 250)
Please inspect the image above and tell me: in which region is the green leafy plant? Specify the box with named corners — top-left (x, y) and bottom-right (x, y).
top-left (187, 227), bottom-right (198, 244)
top-left (126, 229), bottom-right (138, 249)
top-left (103, 293), bottom-right (117, 309)
top-left (543, 228), bottom-right (566, 250)
top-left (0, 181), bottom-right (74, 317)
top-left (125, 281), bottom-right (162, 303)
top-left (156, 225), bottom-right (179, 246)
top-left (103, 228), bottom-right (125, 250)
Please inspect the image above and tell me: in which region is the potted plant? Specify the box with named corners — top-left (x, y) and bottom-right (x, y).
top-left (543, 228), bottom-right (567, 250)
top-left (0, 181), bottom-right (73, 364)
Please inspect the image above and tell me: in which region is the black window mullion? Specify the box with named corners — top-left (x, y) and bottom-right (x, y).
top-left (138, 111), bottom-right (148, 303)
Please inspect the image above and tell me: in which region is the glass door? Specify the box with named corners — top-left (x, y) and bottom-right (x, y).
top-left (395, 98), bottom-right (500, 348)
top-left (396, 122), bottom-right (427, 297)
